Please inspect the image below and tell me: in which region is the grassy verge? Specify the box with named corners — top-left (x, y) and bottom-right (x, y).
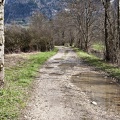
top-left (0, 48), bottom-right (57, 120)
top-left (75, 48), bottom-right (120, 82)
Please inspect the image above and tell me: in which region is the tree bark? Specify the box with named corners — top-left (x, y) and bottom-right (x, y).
top-left (113, 0), bottom-right (120, 64)
top-left (0, 1), bottom-right (4, 86)
top-left (117, 0), bottom-right (120, 64)
top-left (104, 1), bottom-right (110, 61)
top-left (101, 0), bottom-right (111, 61)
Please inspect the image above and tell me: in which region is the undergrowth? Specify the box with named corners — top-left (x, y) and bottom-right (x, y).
top-left (0, 48), bottom-right (57, 120)
top-left (92, 43), bottom-right (104, 52)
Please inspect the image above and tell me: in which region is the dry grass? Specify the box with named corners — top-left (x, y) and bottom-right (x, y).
top-left (5, 52), bottom-right (39, 68)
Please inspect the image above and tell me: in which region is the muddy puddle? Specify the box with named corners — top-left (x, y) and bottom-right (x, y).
top-left (49, 72), bottom-right (64, 76)
top-left (54, 58), bottom-right (64, 60)
top-left (51, 61), bottom-right (60, 64)
top-left (71, 72), bottom-right (120, 114)
top-left (45, 66), bottom-right (54, 69)
top-left (59, 63), bottom-right (77, 69)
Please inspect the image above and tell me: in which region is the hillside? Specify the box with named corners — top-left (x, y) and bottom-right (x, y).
top-left (5, 0), bottom-right (65, 24)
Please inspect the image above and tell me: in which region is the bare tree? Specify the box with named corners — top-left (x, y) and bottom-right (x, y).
top-left (0, 0), bottom-right (5, 86)
top-left (117, 0), bottom-right (120, 64)
top-left (101, 0), bottom-right (119, 62)
top-left (101, 0), bottom-right (111, 61)
top-left (67, 0), bottom-right (101, 52)
top-left (30, 12), bottom-right (54, 51)
top-left (53, 11), bottom-right (70, 45)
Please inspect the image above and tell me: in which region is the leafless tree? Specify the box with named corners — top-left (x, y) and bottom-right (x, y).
top-left (101, 0), bottom-right (120, 63)
top-left (0, 0), bottom-right (5, 86)
top-left (29, 12), bottom-right (54, 51)
top-left (64, 0), bottom-right (102, 52)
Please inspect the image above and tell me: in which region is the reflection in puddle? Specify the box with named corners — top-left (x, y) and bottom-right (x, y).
top-left (71, 72), bottom-right (120, 114)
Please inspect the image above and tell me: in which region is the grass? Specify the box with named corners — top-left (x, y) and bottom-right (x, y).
top-left (0, 48), bottom-right (57, 120)
top-left (92, 43), bottom-right (104, 52)
top-left (75, 48), bottom-right (120, 81)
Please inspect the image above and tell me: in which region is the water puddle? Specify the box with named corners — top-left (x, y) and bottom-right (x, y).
top-left (49, 72), bottom-right (64, 76)
top-left (54, 58), bottom-right (64, 60)
top-left (51, 61), bottom-right (60, 64)
top-left (65, 50), bottom-right (70, 54)
top-left (59, 63), bottom-right (77, 69)
top-left (45, 66), bottom-right (54, 69)
top-left (71, 72), bottom-right (120, 114)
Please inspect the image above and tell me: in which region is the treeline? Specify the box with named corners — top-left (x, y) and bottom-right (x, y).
top-left (5, 12), bottom-right (54, 53)
top-left (52, 0), bottom-right (120, 64)
top-left (5, 0), bottom-right (120, 64)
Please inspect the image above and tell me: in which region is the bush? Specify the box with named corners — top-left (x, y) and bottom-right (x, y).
top-left (5, 13), bottom-right (54, 53)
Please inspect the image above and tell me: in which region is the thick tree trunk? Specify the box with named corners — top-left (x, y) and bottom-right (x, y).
top-left (102, 0), bottom-right (111, 61)
top-left (104, 4), bottom-right (110, 61)
top-left (117, 0), bottom-right (120, 49)
top-left (0, 1), bottom-right (4, 86)
top-left (117, 0), bottom-right (120, 65)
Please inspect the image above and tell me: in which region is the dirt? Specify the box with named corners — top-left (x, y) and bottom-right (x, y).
top-left (20, 46), bottom-right (120, 120)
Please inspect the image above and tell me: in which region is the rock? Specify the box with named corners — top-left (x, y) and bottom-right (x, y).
top-left (24, 115), bottom-right (28, 119)
top-left (104, 76), bottom-right (108, 79)
top-left (110, 82), bottom-right (113, 84)
top-left (91, 101), bottom-right (97, 105)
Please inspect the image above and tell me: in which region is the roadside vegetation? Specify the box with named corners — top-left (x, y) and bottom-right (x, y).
top-left (75, 48), bottom-right (120, 82)
top-left (0, 49), bottom-right (57, 120)
top-left (5, 12), bottom-right (54, 53)
top-left (91, 43), bottom-right (104, 52)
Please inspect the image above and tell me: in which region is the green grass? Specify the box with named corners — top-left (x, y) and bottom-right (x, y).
top-left (75, 48), bottom-right (120, 81)
top-left (0, 48), bottom-right (57, 120)
top-left (92, 43), bottom-right (104, 51)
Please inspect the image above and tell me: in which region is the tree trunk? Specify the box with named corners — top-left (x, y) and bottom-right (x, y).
top-left (117, 0), bottom-right (120, 48)
top-left (102, 0), bottom-right (111, 61)
top-left (117, 0), bottom-right (120, 65)
top-left (104, 7), bottom-right (110, 61)
top-left (0, 1), bottom-right (4, 86)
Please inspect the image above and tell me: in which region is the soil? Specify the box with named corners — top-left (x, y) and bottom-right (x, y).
top-left (20, 46), bottom-right (120, 120)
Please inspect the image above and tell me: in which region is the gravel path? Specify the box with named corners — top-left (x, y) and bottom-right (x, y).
top-left (20, 46), bottom-right (120, 120)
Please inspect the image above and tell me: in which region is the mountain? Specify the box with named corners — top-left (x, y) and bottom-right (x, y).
top-left (4, 0), bottom-right (66, 24)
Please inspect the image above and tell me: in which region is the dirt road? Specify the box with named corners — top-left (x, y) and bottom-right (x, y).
top-left (21, 46), bottom-right (120, 120)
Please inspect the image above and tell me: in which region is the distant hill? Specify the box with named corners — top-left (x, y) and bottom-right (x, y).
top-left (5, 0), bottom-right (108, 24)
top-left (5, 0), bottom-right (65, 24)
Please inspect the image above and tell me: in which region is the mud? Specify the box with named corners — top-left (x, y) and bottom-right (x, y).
top-left (71, 72), bottom-right (120, 114)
